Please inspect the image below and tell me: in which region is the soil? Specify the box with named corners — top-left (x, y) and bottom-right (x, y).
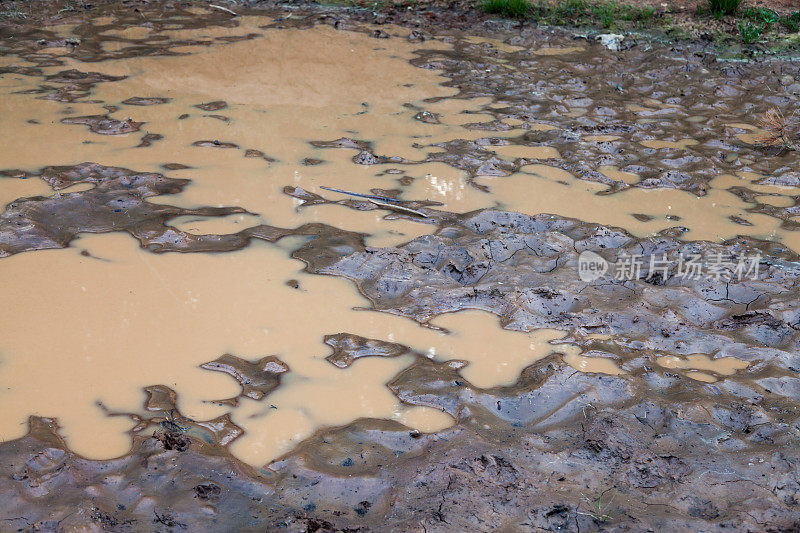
top-left (1, 1), bottom-right (800, 532)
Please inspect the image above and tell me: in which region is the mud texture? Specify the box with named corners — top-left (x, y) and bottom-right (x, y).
top-left (3, 166), bottom-right (800, 531)
top-left (1, 3), bottom-right (800, 532)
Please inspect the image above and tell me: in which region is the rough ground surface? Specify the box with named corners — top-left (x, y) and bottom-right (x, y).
top-left (1, 2), bottom-right (800, 532)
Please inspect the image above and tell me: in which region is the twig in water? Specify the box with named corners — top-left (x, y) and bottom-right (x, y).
top-left (320, 185), bottom-right (398, 203)
top-left (209, 4), bottom-right (237, 16)
top-left (320, 186), bottom-right (429, 217)
top-left (367, 198), bottom-right (429, 218)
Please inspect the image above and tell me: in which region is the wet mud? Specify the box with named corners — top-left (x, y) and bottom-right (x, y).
top-left (1, 2), bottom-right (800, 531)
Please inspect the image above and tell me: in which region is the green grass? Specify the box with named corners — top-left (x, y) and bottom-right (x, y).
top-left (480, 0), bottom-right (532, 19)
top-left (781, 11), bottom-right (800, 33)
top-left (579, 489), bottom-right (616, 523)
top-left (738, 19), bottom-right (764, 43)
top-left (528, 0), bottom-right (655, 29)
top-left (784, 12), bottom-right (800, 33)
top-left (709, 0), bottom-right (742, 18)
top-left (741, 6), bottom-right (780, 25)
top-left (733, 7), bottom-right (799, 42)
top-left (311, 0), bottom-right (797, 48)
top-left (479, 0), bottom-right (656, 27)
top-left (740, 8), bottom-right (800, 33)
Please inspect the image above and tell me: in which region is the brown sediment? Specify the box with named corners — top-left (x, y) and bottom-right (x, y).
top-left (0, 4), bottom-right (799, 531)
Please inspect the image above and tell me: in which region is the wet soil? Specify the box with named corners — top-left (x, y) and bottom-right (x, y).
top-left (1, 2), bottom-right (800, 532)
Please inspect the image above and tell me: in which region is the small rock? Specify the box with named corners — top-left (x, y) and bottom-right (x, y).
top-left (414, 110), bottom-right (439, 124)
top-left (408, 30), bottom-right (425, 42)
top-left (597, 33), bottom-right (625, 51)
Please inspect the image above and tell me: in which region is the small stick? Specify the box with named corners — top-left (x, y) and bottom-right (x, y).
top-left (320, 186), bottom-right (429, 217)
top-left (320, 185), bottom-right (397, 203)
top-left (367, 198), bottom-right (429, 218)
top-left (209, 4), bottom-right (237, 16)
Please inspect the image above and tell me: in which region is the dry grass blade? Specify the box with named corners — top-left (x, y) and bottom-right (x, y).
top-left (755, 108), bottom-right (799, 152)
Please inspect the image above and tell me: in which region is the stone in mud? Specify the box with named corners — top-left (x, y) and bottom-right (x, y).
top-left (194, 482), bottom-right (221, 500)
top-left (414, 110), bottom-right (440, 124)
top-left (407, 30), bottom-right (426, 42)
top-left (154, 430), bottom-right (192, 451)
top-left (353, 150), bottom-right (381, 165)
top-left (597, 34), bottom-right (626, 51)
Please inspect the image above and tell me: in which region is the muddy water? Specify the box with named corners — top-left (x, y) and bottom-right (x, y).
top-left (0, 15), bottom-right (790, 467)
top-left (0, 231), bottom-right (584, 464)
top-left (0, 19), bottom-right (583, 465)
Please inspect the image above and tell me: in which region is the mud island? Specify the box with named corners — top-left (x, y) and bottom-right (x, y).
top-left (1, 0), bottom-right (799, 531)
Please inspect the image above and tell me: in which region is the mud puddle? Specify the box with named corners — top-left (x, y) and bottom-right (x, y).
top-left (0, 15), bottom-right (599, 466)
top-left (1, 4), bottom-right (800, 531)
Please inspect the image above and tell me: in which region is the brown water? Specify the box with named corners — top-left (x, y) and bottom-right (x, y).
top-left (1, 15), bottom-right (788, 466)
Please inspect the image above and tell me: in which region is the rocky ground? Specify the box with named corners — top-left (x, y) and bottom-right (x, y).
top-left (1, 1), bottom-right (800, 532)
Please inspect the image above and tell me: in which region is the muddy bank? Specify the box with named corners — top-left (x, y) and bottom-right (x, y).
top-left (4, 370), bottom-right (799, 532)
top-left (2, 0), bottom-right (800, 54)
top-left (3, 188), bottom-right (800, 530)
top-left (0, 3), bottom-right (799, 532)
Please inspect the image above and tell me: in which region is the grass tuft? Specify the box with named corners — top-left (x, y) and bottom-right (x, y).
top-left (755, 108), bottom-right (799, 152)
top-left (738, 19), bottom-right (764, 43)
top-left (578, 488), bottom-right (616, 523)
top-left (528, 0), bottom-right (655, 29)
top-left (782, 12), bottom-right (800, 33)
top-left (480, 0), bottom-right (532, 19)
top-left (709, 0), bottom-right (742, 18)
